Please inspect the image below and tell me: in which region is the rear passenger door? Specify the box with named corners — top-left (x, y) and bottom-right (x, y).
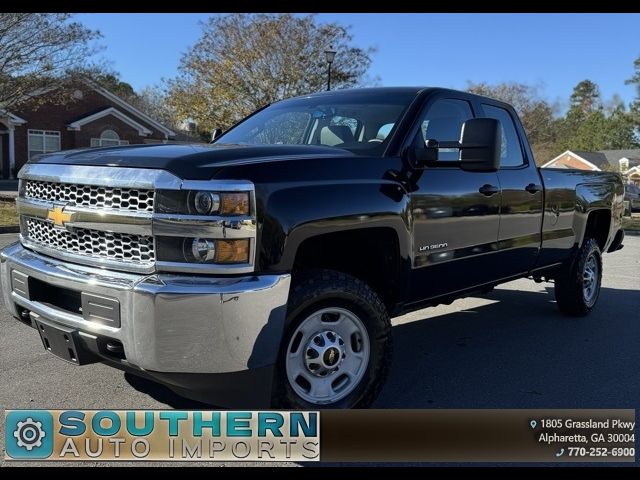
top-left (480, 103), bottom-right (544, 277)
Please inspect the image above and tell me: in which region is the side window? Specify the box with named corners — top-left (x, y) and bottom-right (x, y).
top-left (376, 123), bottom-right (394, 141)
top-left (416, 99), bottom-right (473, 161)
top-left (481, 104), bottom-right (525, 167)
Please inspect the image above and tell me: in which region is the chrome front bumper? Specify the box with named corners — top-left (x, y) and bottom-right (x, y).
top-left (0, 242), bottom-right (291, 374)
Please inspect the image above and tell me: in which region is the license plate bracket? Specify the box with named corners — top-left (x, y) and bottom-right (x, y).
top-left (33, 315), bottom-right (96, 365)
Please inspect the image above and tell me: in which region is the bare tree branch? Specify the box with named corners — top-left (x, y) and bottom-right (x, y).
top-left (0, 13), bottom-right (101, 110)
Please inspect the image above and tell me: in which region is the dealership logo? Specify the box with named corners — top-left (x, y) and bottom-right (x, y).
top-left (6, 411), bottom-right (54, 459)
top-left (5, 410), bottom-right (319, 461)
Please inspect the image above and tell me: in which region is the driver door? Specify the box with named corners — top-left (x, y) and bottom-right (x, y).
top-left (407, 97), bottom-right (502, 303)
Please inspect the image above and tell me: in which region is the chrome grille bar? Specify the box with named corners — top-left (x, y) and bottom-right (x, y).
top-left (16, 197), bottom-right (152, 236)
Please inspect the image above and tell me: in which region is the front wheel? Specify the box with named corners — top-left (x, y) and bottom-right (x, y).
top-left (274, 270), bottom-right (392, 409)
top-left (554, 238), bottom-right (603, 316)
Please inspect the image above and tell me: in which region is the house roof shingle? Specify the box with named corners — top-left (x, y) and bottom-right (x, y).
top-left (598, 149), bottom-right (640, 168)
top-left (572, 151), bottom-right (609, 168)
top-left (569, 149), bottom-right (640, 169)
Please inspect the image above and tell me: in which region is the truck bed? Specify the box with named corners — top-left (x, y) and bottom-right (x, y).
top-left (536, 168), bottom-right (624, 268)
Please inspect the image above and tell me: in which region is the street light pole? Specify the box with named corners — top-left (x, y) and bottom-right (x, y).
top-left (324, 46), bottom-right (336, 91)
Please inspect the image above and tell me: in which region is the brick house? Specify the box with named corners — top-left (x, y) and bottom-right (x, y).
top-left (541, 149), bottom-right (640, 185)
top-left (0, 81), bottom-right (176, 179)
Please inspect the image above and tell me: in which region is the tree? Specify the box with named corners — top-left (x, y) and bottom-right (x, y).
top-left (556, 79), bottom-right (637, 151)
top-left (626, 56), bottom-right (640, 134)
top-left (604, 102), bottom-right (637, 149)
top-left (567, 110), bottom-right (609, 151)
top-left (0, 13), bottom-right (100, 110)
top-left (94, 72), bottom-right (136, 101)
top-left (556, 80), bottom-right (601, 147)
top-left (131, 85), bottom-right (181, 131)
top-left (556, 80), bottom-right (601, 150)
top-left (569, 79), bottom-right (601, 115)
top-left (467, 81), bottom-right (558, 165)
top-left (167, 13), bottom-right (375, 131)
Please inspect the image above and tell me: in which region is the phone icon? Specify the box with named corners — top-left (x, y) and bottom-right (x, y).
top-left (555, 448), bottom-right (565, 457)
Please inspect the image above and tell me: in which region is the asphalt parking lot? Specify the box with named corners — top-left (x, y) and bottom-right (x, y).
top-left (1, 233), bottom-right (638, 466)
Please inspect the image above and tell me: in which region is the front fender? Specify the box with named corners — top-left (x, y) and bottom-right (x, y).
top-left (257, 181), bottom-right (412, 272)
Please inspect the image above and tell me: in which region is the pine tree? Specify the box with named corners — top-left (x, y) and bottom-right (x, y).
top-left (569, 79), bottom-right (601, 115)
top-left (625, 57), bottom-right (640, 137)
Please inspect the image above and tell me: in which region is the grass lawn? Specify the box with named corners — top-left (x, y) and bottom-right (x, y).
top-left (0, 199), bottom-right (18, 226)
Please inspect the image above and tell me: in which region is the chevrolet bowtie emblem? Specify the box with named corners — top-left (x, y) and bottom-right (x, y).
top-left (47, 206), bottom-right (72, 228)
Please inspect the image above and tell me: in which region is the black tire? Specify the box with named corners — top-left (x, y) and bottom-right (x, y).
top-left (273, 269), bottom-right (392, 409)
top-left (554, 238), bottom-right (603, 317)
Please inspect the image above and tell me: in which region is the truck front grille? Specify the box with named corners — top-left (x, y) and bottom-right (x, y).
top-left (24, 180), bottom-right (155, 213)
top-left (17, 164), bottom-right (256, 275)
top-left (24, 217), bottom-right (155, 264)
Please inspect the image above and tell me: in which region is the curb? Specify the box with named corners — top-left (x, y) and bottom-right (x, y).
top-left (623, 229), bottom-right (640, 237)
top-left (0, 226), bottom-right (19, 234)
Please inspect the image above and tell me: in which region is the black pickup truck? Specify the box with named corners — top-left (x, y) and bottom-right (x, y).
top-left (1, 87), bottom-right (625, 409)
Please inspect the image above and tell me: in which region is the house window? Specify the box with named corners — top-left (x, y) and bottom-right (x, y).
top-left (90, 129), bottom-right (129, 147)
top-left (28, 130), bottom-right (61, 159)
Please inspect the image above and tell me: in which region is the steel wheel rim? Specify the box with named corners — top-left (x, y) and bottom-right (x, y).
top-left (286, 307), bottom-right (370, 405)
top-left (582, 253), bottom-right (599, 304)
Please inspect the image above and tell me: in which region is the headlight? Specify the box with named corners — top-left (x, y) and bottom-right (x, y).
top-left (190, 191), bottom-right (249, 215)
top-left (189, 238), bottom-right (216, 262)
top-left (214, 239), bottom-right (250, 263)
top-left (156, 190), bottom-right (250, 216)
top-left (193, 192), bottom-right (220, 215)
top-left (154, 184), bottom-right (254, 271)
top-left (186, 238), bottom-right (249, 264)
top-left (158, 237), bottom-right (251, 264)
top-left (220, 193), bottom-right (250, 215)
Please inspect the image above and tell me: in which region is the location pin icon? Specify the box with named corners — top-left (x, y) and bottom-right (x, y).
top-left (530, 420), bottom-right (537, 429)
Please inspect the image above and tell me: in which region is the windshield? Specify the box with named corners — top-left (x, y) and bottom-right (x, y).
top-left (214, 90), bottom-right (418, 155)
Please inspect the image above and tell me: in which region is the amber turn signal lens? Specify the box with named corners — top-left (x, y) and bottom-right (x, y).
top-left (214, 239), bottom-right (250, 264)
top-left (220, 193), bottom-right (250, 215)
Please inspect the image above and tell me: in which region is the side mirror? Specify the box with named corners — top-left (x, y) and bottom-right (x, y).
top-left (404, 118), bottom-right (502, 172)
top-left (210, 128), bottom-right (223, 143)
top-left (458, 118), bottom-right (501, 172)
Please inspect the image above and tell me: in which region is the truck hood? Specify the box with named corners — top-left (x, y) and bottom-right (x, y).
top-left (29, 143), bottom-right (353, 180)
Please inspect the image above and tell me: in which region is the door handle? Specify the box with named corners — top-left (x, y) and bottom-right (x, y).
top-left (525, 183), bottom-right (542, 194)
top-left (479, 184), bottom-right (499, 196)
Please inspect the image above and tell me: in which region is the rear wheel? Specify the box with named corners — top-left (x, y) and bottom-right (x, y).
top-left (554, 238), bottom-right (602, 317)
top-left (274, 270), bottom-right (392, 408)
